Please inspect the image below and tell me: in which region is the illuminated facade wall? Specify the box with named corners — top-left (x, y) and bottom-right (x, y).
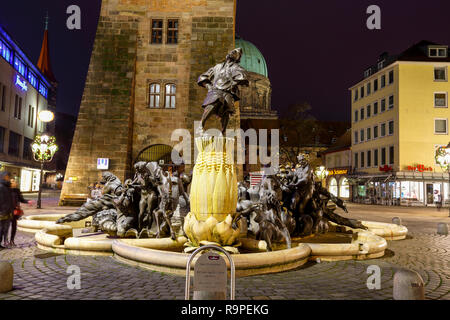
top-left (349, 42), bottom-right (450, 205)
top-left (0, 26), bottom-right (53, 192)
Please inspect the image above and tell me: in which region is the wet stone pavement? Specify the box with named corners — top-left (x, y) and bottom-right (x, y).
top-left (0, 228), bottom-right (448, 300)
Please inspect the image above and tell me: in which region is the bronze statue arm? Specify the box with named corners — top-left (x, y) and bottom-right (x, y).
top-left (197, 67), bottom-right (214, 88)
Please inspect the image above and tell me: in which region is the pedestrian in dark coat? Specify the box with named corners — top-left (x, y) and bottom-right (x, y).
top-left (9, 178), bottom-right (31, 246)
top-left (0, 171), bottom-right (13, 249)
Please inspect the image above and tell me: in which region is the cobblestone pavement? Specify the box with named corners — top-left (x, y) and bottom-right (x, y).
top-left (0, 228), bottom-right (448, 300)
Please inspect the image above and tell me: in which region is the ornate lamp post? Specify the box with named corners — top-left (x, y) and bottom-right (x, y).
top-left (435, 142), bottom-right (450, 217)
top-left (31, 134), bottom-right (58, 209)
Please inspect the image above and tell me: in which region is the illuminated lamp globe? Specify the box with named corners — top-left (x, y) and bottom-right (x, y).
top-left (38, 110), bottom-right (55, 123)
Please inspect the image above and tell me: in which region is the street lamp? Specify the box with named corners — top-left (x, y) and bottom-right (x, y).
top-left (435, 142), bottom-right (450, 217)
top-left (31, 134), bottom-right (58, 209)
top-left (38, 110), bottom-right (55, 123)
top-left (315, 166), bottom-right (329, 185)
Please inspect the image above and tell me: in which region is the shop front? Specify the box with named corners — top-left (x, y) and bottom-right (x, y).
top-left (326, 167), bottom-right (351, 200)
top-left (0, 161), bottom-right (42, 193)
top-left (349, 171), bottom-right (449, 207)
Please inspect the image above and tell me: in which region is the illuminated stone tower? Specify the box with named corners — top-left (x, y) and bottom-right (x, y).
top-left (60, 0), bottom-right (239, 202)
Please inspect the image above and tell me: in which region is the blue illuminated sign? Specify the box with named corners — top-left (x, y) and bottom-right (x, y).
top-left (15, 74), bottom-right (28, 91)
top-left (97, 158), bottom-right (110, 170)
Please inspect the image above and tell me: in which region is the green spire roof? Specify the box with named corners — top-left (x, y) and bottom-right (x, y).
top-left (235, 36), bottom-right (268, 77)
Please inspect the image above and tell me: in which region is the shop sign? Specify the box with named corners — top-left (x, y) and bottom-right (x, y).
top-left (15, 75), bottom-right (28, 91)
top-left (379, 165), bottom-right (392, 172)
top-left (194, 253), bottom-right (227, 293)
top-left (407, 164), bottom-right (433, 172)
top-left (328, 169), bottom-right (348, 176)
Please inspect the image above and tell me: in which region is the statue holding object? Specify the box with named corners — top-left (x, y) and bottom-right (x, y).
top-left (197, 48), bottom-right (249, 135)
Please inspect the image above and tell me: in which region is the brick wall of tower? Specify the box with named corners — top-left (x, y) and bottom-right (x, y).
top-left (60, 4), bottom-right (138, 198)
top-left (60, 0), bottom-right (239, 202)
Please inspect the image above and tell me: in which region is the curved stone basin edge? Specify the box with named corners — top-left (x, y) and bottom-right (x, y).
top-left (18, 214), bottom-right (408, 276)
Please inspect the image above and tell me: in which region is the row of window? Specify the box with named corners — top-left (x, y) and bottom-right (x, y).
top-left (354, 146), bottom-right (394, 169)
top-left (354, 70), bottom-right (394, 101)
top-left (354, 120), bottom-right (394, 144)
top-left (0, 126), bottom-right (32, 160)
top-left (0, 38), bottom-right (49, 98)
top-left (354, 119), bottom-right (448, 145)
top-left (354, 92), bottom-right (448, 124)
top-left (354, 95), bottom-right (394, 122)
top-left (148, 83), bottom-right (176, 109)
top-left (151, 19), bottom-right (179, 44)
top-left (1, 82), bottom-right (37, 128)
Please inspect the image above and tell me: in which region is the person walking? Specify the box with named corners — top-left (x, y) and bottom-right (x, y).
top-left (435, 190), bottom-right (443, 211)
top-left (0, 171), bottom-right (13, 249)
top-left (9, 178), bottom-right (31, 247)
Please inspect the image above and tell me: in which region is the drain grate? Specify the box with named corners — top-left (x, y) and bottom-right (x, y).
top-left (34, 252), bottom-right (62, 259)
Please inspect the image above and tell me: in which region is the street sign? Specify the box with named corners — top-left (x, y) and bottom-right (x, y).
top-left (97, 158), bottom-right (109, 170)
top-left (194, 252), bottom-right (227, 293)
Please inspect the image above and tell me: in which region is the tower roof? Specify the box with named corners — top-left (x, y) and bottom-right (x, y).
top-left (235, 36), bottom-right (268, 77)
top-left (37, 14), bottom-right (56, 83)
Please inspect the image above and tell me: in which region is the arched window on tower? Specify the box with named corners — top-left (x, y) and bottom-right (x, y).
top-left (149, 83), bottom-right (161, 108)
top-left (165, 83), bottom-right (176, 109)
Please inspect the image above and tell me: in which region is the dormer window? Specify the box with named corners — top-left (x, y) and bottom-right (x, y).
top-left (429, 46), bottom-right (448, 58)
top-left (364, 68), bottom-right (372, 78)
top-left (378, 60), bottom-right (385, 70)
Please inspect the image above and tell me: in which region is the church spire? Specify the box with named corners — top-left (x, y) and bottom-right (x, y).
top-left (37, 12), bottom-right (56, 83)
top-left (44, 11), bottom-right (49, 30)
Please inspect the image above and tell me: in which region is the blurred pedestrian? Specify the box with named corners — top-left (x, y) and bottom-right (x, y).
top-left (9, 178), bottom-right (32, 247)
top-left (434, 190), bottom-right (443, 211)
top-left (0, 171), bottom-right (13, 249)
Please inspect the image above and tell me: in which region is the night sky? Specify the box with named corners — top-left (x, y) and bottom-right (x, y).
top-left (1, 0), bottom-right (449, 122)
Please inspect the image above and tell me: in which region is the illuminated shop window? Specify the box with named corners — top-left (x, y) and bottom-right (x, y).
top-left (14, 56), bottom-right (27, 77)
top-left (28, 71), bottom-right (38, 88)
top-left (329, 178), bottom-right (338, 197)
top-left (39, 83), bottom-right (48, 98)
top-left (339, 178), bottom-right (350, 198)
top-left (0, 40), bottom-right (12, 63)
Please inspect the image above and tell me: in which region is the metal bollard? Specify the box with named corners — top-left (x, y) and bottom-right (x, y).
top-left (393, 269), bottom-right (425, 300)
top-left (437, 223), bottom-right (448, 236)
top-left (392, 217), bottom-right (402, 225)
top-left (0, 261), bottom-right (13, 293)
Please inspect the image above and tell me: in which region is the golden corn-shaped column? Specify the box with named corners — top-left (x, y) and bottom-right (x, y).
top-left (183, 136), bottom-right (241, 252)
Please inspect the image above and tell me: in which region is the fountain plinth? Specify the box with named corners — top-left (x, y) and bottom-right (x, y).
top-left (183, 136), bottom-right (241, 252)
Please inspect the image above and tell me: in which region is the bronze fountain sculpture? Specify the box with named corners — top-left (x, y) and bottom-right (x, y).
top-left (56, 48), bottom-right (366, 253)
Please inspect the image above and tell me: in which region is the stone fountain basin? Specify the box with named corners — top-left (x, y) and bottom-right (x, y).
top-left (18, 214), bottom-right (407, 276)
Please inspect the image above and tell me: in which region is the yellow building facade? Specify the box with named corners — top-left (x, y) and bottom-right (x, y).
top-left (349, 41), bottom-right (449, 206)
